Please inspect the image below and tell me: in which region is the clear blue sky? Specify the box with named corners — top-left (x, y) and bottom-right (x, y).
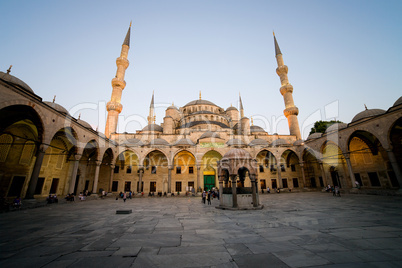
top-left (1, 0), bottom-right (401, 139)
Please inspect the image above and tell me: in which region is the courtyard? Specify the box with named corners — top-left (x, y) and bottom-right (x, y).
top-left (1, 192), bottom-right (402, 267)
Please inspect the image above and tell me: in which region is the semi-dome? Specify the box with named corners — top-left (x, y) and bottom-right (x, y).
top-left (226, 106), bottom-right (238, 111)
top-left (223, 148), bottom-right (253, 160)
top-left (272, 138), bottom-right (291, 146)
top-left (184, 99), bottom-right (218, 107)
top-left (199, 131), bottom-right (222, 140)
top-left (122, 138), bottom-right (144, 147)
top-left (293, 140), bottom-right (305, 146)
top-left (148, 138), bottom-right (170, 146)
top-left (306, 133), bottom-right (322, 140)
top-left (325, 123), bottom-right (348, 133)
top-left (226, 138), bottom-right (247, 147)
top-left (172, 138), bottom-right (195, 146)
top-left (351, 109), bottom-right (386, 123)
top-left (250, 125), bottom-right (266, 133)
top-left (77, 119), bottom-right (93, 130)
top-left (0, 71), bottom-right (34, 93)
top-left (392, 96), bottom-right (402, 107)
top-left (44, 101), bottom-right (70, 115)
top-left (249, 138), bottom-right (269, 146)
top-left (142, 124), bottom-right (163, 132)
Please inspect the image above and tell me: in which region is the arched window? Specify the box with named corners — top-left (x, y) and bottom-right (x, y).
top-left (0, 134), bottom-right (13, 162)
top-left (19, 141), bottom-right (35, 165)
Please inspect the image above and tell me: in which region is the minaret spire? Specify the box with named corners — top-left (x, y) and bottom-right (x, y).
top-left (239, 93), bottom-right (244, 118)
top-left (105, 22), bottom-right (132, 138)
top-left (147, 91), bottom-right (156, 124)
top-left (274, 33), bottom-right (301, 140)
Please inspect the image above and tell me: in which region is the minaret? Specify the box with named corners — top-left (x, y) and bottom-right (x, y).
top-left (147, 91), bottom-right (155, 124)
top-left (105, 22), bottom-right (131, 138)
top-left (239, 93), bottom-right (244, 118)
top-left (274, 33), bottom-right (302, 140)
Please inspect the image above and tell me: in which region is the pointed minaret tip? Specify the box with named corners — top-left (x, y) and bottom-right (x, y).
top-left (123, 22), bottom-right (131, 47)
top-left (239, 93), bottom-right (244, 110)
top-left (150, 92), bottom-right (155, 107)
top-left (273, 32), bottom-right (282, 56)
top-left (130, 21), bottom-right (132, 28)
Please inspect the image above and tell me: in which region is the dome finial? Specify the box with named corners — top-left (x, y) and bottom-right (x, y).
top-left (364, 104), bottom-right (368, 110)
top-left (53, 95), bottom-right (56, 103)
top-left (78, 113), bottom-right (81, 120)
top-left (251, 116), bottom-right (254, 126)
top-left (199, 90), bottom-right (201, 100)
top-left (6, 65), bottom-right (12, 74)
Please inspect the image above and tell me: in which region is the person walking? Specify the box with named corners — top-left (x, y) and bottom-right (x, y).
top-left (207, 191), bottom-right (211, 205)
top-left (123, 192), bottom-right (127, 202)
top-left (202, 191), bottom-right (206, 204)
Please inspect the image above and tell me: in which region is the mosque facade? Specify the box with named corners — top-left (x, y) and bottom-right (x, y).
top-left (0, 25), bottom-right (401, 201)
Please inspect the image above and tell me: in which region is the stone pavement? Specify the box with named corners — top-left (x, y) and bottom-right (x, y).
top-left (1, 192), bottom-right (402, 268)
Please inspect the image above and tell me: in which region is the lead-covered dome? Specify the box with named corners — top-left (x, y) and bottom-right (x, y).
top-left (272, 138), bottom-right (291, 146)
top-left (121, 138), bottom-right (145, 147)
top-left (250, 125), bottom-right (266, 133)
top-left (77, 119), bottom-right (93, 130)
top-left (392, 96), bottom-right (402, 107)
top-left (172, 138), bottom-right (195, 146)
top-left (199, 131), bottom-right (222, 140)
top-left (249, 138), bottom-right (269, 147)
top-left (351, 109), bottom-right (386, 123)
top-left (325, 123), bottom-right (347, 133)
top-left (306, 133), bottom-right (322, 140)
top-left (184, 99), bottom-right (218, 107)
top-left (226, 138), bottom-right (247, 147)
top-left (44, 101), bottom-right (70, 115)
top-left (0, 71), bottom-right (34, 93)
top-left (148, 138), bottom-right (170, 146)
top-left (142, 124), bottom-right (163, 132)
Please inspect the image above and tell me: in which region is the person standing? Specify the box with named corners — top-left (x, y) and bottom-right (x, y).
top-left (207, 191), bottom-right (211, 205)
top-left (202, 191), bottom-right (206, 204)
top-left (123, 192), bottom-right (127, 202)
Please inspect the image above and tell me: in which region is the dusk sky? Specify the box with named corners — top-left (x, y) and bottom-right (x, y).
top-left (1, 0), bottom-right (401, 139)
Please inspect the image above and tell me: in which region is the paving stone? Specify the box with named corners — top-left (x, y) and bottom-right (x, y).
top-left (232, 253), bottom-right (289, 268)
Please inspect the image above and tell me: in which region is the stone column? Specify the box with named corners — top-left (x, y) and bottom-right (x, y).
top-left (25, 144), bottom-right (48, 199)
top-left (109, 164), bottom-right (115, 192)
top-left (277, 164), bottom-right (283, 188)
top-left (92, 161), bottom-right (101, 194)
top-left (138, 167), bottom-right (144, 192)
top-left (218, 177), bottom-right (224, 207)
top-left (319, 161), bottom-right (328, 186)
top-left (343, 153), bottom-right (355, 188)
top-left (251, 176), bottom-right (257, 207)
top-left (168, 166), bottom-right (173, 193)
top-left (230, 174), bottom-right (238, 208)
top-left (68, 154), bottom-right (81, 194)
top-left (386, 149), bottom-right (402, 188)
top-left (197, 165), bottom-right (201, 192)
top-left (299, 162), bottom-right (306, 187)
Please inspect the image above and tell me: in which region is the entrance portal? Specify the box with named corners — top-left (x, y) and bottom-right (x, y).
top-left (203, 175), bottom-right (215, 191)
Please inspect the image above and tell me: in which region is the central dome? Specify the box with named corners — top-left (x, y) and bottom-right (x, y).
top-left (184, 99), bottom-right (218, 107)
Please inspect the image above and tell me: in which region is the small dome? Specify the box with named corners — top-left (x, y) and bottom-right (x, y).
top-left (272, 138), bottom-right (291, 146)
top-left (351, 109), bottom-right (386, 123)
top-left (250, 125), bottom-right (266, 133)
top-left (392, 96), bottom-right (402, 107)
top-left (142, 124), bottom-right (163, 132)
top-left (173, 138), bottom-right (195, 146)
top-left (226, 106), bottom-right (238, 112)
top-left (249, 138), bottom-right (269, 146)
top-left (307, 133), bottom-right (322, 140)
top-left (223, 148), bottom-right (253, 159)
top-left (122, 138), bottom-right (144, 147)
top-left (226, 138), bottom-right (247, 147)
top-left (167, 105), bottom-right (179, 110)
top-left (77, 119), bottom-right (93, 130)
top-left (44, 101), bottom-right (70, 115)
top-left (293, 140), bottom-right (305, 146)
top-left (148, 138), bottom-right (170, 146)
top-left (199, 131), bottom-right (221, 140)
top-left (0, 71), bottom-right (34, 93)
top-left (184, 99), bottom-right (218, 107)
top-left (97, 132), bottom-right (107, 139)
top-left (325, 123), bottom-right (348, 133)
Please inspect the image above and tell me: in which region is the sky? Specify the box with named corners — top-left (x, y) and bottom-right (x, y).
top-left (1, 0), bottom-right (401, 139)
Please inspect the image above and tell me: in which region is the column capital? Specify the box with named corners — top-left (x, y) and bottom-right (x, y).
top-left (73, 154), bottom-right (82, 161)
top-left (39, 144), bottom-right (49, 153)
top-left (95, 161), bottom-right (102, 166)
top-left (110, 164), bottom-right (115, 169)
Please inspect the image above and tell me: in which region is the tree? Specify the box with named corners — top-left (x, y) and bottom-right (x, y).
top-left (309, 120), bottom-right (343, 136)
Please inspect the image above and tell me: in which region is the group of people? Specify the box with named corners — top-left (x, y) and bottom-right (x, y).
top-left (201, 189), bottom-right (219, 205)
top-left (46, 194), bottom-right (58, 204)
top-left (326, 184), bottom-right (341, 197)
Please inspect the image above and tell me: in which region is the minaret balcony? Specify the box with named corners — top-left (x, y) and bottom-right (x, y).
top-left (106, 101), bottom-right (123, 113)
top-left (276, 65), bottom-right (288, 76)
top-left (284, 106), bottom-right (299, 117)
top-left (111, 78), bottom-right (126, 88)
top-left (280, 84), bottom-right (293, 95)
top-left (116, 57), bottom-right (129, 69)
